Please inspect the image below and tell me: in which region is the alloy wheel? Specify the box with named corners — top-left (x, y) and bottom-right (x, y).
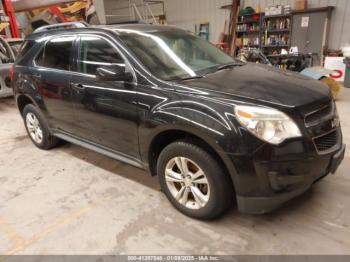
top-left (26, 112), bottom-right (43, 144)
top-left (165, 157), bottom-right (210, 209)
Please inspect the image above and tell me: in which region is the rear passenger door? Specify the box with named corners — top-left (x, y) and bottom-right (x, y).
top-left (70, 34), bottom-right (139, 159)
top-left (34, 35), bottom-right (78, 133)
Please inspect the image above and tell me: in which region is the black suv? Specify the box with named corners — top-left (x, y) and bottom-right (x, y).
top-left (13, 23), bottom-right (345, 219)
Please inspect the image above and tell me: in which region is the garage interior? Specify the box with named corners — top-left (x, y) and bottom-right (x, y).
top-left (0, 0), bottom-right (350, 257)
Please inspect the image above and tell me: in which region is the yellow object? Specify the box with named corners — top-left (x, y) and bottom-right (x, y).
top-left (59, 2), bottom-right (87, 14)
top-left (0, 23), bottom-right (9, 31)
top-left (256, 5), bottom-right (261, 13)
top-left (320, 77), bottom-right (341, 99)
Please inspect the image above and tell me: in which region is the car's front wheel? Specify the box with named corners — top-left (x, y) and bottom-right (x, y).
top-left (157, 140), bottom-right (233, 220)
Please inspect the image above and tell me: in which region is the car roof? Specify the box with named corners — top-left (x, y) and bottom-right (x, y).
top-left (95, 23), bottom-right (183, 33)
top-left (26, 24), bottom-right (186, 41)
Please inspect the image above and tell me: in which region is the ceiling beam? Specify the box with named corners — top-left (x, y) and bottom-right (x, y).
top-left (11, 0), bottom-right (76, 12)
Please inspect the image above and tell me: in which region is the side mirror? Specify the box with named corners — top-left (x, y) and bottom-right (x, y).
top-left (96, 65), bottom-right (133, 82)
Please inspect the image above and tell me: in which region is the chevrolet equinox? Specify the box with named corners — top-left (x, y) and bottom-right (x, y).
top-left (12, 23), bottom-right (345, 219)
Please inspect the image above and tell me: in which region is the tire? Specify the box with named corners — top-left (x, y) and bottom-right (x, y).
top-left (157, 140), bottom-right (234, 220)
top-left (22, 104), bottom-right (59, 150)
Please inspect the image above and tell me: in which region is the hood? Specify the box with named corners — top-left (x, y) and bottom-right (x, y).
top-left (176, 63), bottom-right (331, 107)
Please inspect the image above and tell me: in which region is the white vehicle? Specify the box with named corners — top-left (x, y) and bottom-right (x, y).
top-left (0, 37), bottom-right (18, 98)
top-left (6, 38), bottom-right (23, 57)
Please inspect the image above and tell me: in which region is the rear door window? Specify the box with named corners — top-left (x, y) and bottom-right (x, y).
top-left (36, 36), bottom-right (76, 71)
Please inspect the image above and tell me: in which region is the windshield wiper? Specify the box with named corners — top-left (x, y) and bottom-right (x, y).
top-left (217, 62), bottom-right (245, 71)
top-left (177, 75), bottom-right (204, 81)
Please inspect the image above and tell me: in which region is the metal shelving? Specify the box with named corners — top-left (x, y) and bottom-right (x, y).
top-left (235, 13), bottom-right (263, 49)
top-left (235, 12), bottom-right (294, 56)
top-left (261, 13), bottom-right (292, 55)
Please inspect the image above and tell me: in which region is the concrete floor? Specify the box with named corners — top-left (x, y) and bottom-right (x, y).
top-left (0, 89), bottom-right (350, 255)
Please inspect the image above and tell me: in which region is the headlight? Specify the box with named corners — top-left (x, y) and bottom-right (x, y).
top-left (234, 105), bottom-right (301, 145)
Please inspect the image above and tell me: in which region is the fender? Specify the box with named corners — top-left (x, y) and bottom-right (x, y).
top-left (146, 124), bottom-right (240, 185)
top-left (138, 95), bottom-right (242, 188)
top-left (13, 68), bottom-right (59, 130)
top-left (15, 93), bottom-right (40, 113)
top-left (13, 66), bottom-right (48, 113)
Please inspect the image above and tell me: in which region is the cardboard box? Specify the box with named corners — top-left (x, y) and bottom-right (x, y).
top-left (295, 0), bottom-right (308, 10)
top-left (265, 5), bottom-right (283, 16)
top-left (235, 38), bottom-right (243, 47)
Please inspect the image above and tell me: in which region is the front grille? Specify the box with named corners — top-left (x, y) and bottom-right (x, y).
top-left (304, 101), bottom-right (341, 154)
top-left (305, 102), bottom-right (333, 126)
top-left (313, 130), bottom-right (338, 152)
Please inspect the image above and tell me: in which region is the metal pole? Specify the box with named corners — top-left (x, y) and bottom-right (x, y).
top-left (229, 0), bottom-right (240, 56)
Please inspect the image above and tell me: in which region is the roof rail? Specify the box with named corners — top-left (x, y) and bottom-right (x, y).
top-left (33, 22), bottom-right (89, 33)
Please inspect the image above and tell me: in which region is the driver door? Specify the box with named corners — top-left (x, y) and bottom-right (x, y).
top-left (70, 34), bottom-right (139, 159)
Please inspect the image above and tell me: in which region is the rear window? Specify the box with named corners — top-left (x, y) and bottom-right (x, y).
top-left (35, 36), bottom-right (75, 71)
top-left (15, 40), bottom-right (35, 63)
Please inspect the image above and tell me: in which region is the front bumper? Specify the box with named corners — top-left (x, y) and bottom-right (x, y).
top-left (234, 144), bottom-right (346, 214)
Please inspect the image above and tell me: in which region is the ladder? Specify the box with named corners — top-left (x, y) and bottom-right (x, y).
top-left (104, 0), bottom-right (165, 25)
top-left (133, 0), bottom-right (166, 24)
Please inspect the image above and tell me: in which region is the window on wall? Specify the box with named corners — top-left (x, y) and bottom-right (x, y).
top-left (78, 36), bottom-right (125, 75)
top-left (36, 36), bottom-right (75, 71)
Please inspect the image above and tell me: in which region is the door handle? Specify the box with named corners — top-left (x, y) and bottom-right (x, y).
top-left (33, 73), bottom-right (41, 79)
top-left (71, 83), bottom-right (84, 90)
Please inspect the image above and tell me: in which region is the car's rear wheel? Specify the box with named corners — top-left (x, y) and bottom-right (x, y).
top-left (23, 104), bottom-right (59, 150)
top-left (157, 140), bottom-right (233, 220)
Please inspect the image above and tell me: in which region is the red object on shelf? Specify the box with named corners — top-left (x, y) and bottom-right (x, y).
top-left (252, 14), bottom-right (260, 21)
top-left (3, 0), bottom-right (21, 38)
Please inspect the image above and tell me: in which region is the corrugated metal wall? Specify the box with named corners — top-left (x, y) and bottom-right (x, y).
top-left (164, 0), bottom-right (350, 50)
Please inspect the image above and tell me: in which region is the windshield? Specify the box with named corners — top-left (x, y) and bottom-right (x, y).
top-left (117, 28), bottom-right (236, 81)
